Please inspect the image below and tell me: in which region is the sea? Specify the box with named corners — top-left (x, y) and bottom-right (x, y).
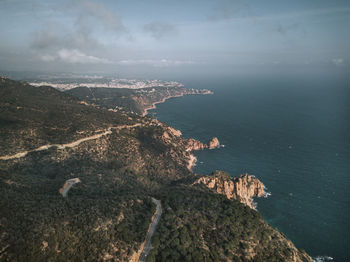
top-left (149, 72), bottom-right (350, 262)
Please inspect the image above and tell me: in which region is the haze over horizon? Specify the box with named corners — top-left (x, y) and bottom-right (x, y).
top-left (1, 0), bottom-right (349, 78)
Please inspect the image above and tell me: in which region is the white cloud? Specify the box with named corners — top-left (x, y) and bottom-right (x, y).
top-left (332, 58), bottom-right (344, 66)
top-left (40, 49), bottom-right (112, 64)
top-left (118, 59), bottom-right (195, 67)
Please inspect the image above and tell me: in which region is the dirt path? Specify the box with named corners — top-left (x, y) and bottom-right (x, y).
top-left (0, 123), bottom-right (142, 161)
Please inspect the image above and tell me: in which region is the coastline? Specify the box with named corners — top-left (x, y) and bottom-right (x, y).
top-left (142, 94), bottom-right (185, 117)
top-left (142, 89), bottom-right (213, 117)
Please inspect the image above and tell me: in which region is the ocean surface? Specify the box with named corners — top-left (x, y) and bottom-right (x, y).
top-left (149, 73), bottom-right (350, 262)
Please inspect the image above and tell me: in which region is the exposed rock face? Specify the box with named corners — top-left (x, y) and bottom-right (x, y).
top-left (208, 137), bottom-right (220, 149)
top-left (167, 127), bottom-right (182, 137)
top-left (162, 126), bottom-right (182, 141)
top-left (185, 138), bottom-right (206, 151)
top-left (185, 137), bottom-right (220, 151)
top-left (193, 171), bottom-right (266, 209)
top-left (158, 124), bottom-right (219, 152)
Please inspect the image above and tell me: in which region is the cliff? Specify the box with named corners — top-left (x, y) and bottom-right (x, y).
top-left (193, 170), bottom-right (266, 209)
top-left (185, 137), bottom-right (220, 151)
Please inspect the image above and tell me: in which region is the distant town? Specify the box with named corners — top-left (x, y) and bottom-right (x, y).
top-left (28, 76), bottom-right (184, 91)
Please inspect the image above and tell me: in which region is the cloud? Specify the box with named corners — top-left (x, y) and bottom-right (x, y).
top-left (118, 59), bottom-right (195, 67)
top-left (40, 49), bottom-right (112, 64)
top-left (332, 58), bottom-right (344, 66)
top-left (276, 23), bottom-right (300, 35)
top-left (30, 0), bottom-right (126, 55)
top-left (40, 54), bottom-right (56, 62)
top-left (209, 4), bottom-right (350, 23)
top-left (31, 26), bottom-right (60, 50)
top-left (31, 24), bottom-right (99, 51)
top-left (73, 0), bottom-right (126, 33)
top-left (209, 0), bottom-right (253, 20)
top-left (143, 22), bottom-right (176, 39)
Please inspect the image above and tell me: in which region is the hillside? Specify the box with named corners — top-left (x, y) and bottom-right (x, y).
top-left (0, 78), bottom-right (312, 261)
top-left (0, 77), bottom-right (138, 155)
top-left (66, 86), bottom-right (212, 115)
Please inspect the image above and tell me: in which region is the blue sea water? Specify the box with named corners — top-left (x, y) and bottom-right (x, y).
top-left (149, 73), bottom-right (350, 261)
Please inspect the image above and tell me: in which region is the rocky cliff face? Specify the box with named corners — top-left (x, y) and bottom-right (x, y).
top-left (185, 138), bottom-right (206, 151)
top-left (208, 137), bottom-right (220, 149)
top-left (193, 171), bottom-right (266, 209)
top-left (162, 126), bottom-right (182, 140)
top-left (159, 123), bottom-right (219, 152)
top-left (185, 137), bottom-right (220, 151)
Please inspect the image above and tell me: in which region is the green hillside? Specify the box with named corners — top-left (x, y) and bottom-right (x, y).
top-left (0, 78), bottom-right (312, 262)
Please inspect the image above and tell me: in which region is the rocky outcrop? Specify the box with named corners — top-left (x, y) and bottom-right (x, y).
top-left (185, 138), bottom-right (206, 151)
top-left (162, 126), bottom-right (182, 140)
top-left (208, 137), bottom-right (220, 149)
top-left (193, 171), bottom-right (266, 209)
top-left (185, 137), bottom-right (220, 151)
top-left (167, 127), bottom-right (182, 137)
top-left (158, 124), bottom-right (220, 152)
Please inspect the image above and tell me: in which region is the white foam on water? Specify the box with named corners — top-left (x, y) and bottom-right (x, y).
top-left (313, 256), bottom-right (334, 262)
top-left (262, 185), bottom-right (271, 198)
top-left (264, 192), bottom-right (272, 198)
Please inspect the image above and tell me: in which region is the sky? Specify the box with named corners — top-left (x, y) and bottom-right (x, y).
top-left (0, 0), bottom-right (349, 78)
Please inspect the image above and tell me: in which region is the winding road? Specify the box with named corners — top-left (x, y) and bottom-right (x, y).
top-left (138, 198), bottom-right (162, 262)
top-left (0, 123), bottom-right (141, 161)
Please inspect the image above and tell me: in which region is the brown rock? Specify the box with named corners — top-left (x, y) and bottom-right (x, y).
top-left (162, 131), bottom-right (170, 139)
top-left (185, 138), bottom-right (206, 151)
top-left (167, 127), bottom-right (182, 137)
top-left (208, 137), bottom-right (220, 149)
top-left (193, 171), bottom-right (266, 209)
top-left (162, 126), bottom-right (182, 140)
top-left (185, 137), bottom-right (220, 151)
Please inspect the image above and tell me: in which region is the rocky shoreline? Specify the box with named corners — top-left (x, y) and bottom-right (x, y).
top-left (161, 122), bottom-right (267, 209)
top-left (142, 94), bottom-right (185, 116)
top-left (193, 171), bottom-right (267, 209)
top-left (142, 89), bottom-right (213, 116)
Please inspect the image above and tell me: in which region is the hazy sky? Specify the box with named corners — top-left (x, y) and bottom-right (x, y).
top-left (0, 0), bottom-right (349, 78)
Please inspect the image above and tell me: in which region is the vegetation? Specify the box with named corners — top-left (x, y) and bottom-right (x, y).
top-left (66, 86), bottom-right (208, 114)
top-left (147, 186), bottom-right (311, 262)
top-left (0, 78), bottom-right (137, 155)
top-left (0, 78), bottom-right (311, 261)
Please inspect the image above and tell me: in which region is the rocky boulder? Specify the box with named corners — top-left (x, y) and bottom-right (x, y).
top-left (208, 137), bottom-right (220, 149)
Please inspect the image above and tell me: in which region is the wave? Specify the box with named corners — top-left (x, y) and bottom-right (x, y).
top-left (262, 185), bottom-right (271, 198)
top-left (264, 192), bottom-right (272, 198)
top-left (313, 256), bottom-right (334, 262)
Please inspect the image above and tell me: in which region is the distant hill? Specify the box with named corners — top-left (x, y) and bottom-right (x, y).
top-left (0, 78), bottom-right (312, 262)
